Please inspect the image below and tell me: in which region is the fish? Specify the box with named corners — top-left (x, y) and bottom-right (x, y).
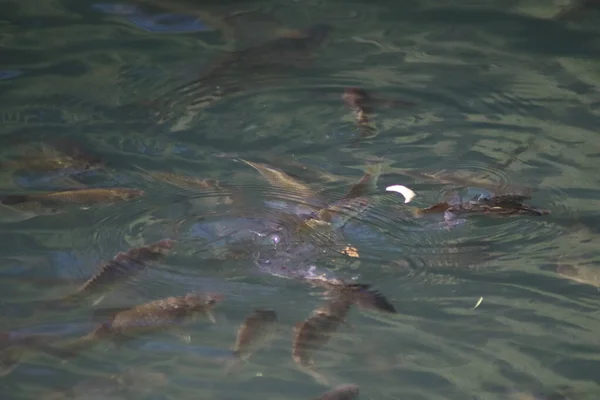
top-left (239, 158), bottom-right (317, 201)
top-left (305, 276), bottom-right (397, 314)
top-left (0, 188), bottom-right (144, 206)
top-left (0, 141), bottom-right (104, 182)
top-left (224, 309), bottom-right (278, 375)
top-left (0, 201), bottom-right (62, 223)
top-left (150, 24), bottom-right (332, 129)
top-left (343, 87), bottom-right (415, 138)
top-left (314, 384), bottom-right (360, 400)
top-left (292, 296), bottom-right (353, 385)
top-left (302, 158), bottom-right (382, 232)
top-left (0, 332), bottom-right (77, 376)
top-left (553, 0), bottom-right (600, 19)
top-left (61, 239), bottom-right (177, 306)
top-left (554, 262), bottom-right (600, 289)
top-left (415, 193), bottom-right (549, 219)
top-left (62, 293), bottom-right (224, 354)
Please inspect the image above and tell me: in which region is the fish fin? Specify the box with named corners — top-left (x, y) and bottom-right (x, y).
top-left (343, 159), bottom-right (383, 200)
top-left (297, 363), bottom-right (330, 386)
top-left (205, 310), bottom-right (217, 324)
top-left (91, 295), bottom-right (106, 306)
top-left (352, 286), bottom-right (397, 314)
top-left (222, 353), bottom-right (244, 377)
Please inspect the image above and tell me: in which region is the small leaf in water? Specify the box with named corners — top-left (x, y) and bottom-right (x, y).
top-left (473, 297), bottom-right (483, 309)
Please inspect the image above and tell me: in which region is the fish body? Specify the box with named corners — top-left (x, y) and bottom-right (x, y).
top-left (1, 188), bottom-right (144, 206)
top-left (63, 239), bottom-right (176, 304)
top-left (64, 293), bottom-right (224, 354)
top-left (240, 158), bottom-right (317, 202)
top-left (224, 309), bottom-right (278, 376)
top-left (314, 384), bottom-right (360, 400)
top-left (232, 309), bottom-right (278, 360)
top-left (151, 24), bottom-right (331, 127)
top-left (416, 193), bottom-right (549, 219)
top-left (292, 297), bottom-right (352, 369)
top-left (554, 262), bottom-right (600, 288)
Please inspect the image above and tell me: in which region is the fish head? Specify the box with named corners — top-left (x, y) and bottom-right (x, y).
top-left (184, 292), bottom-right (224, 311)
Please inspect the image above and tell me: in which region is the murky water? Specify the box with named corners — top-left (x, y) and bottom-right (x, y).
top-left (1, 0), bottom-right (600, 399)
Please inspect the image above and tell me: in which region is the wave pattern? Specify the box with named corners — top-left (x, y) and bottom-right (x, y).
top-left (1, 0), bottom-right (600, 399)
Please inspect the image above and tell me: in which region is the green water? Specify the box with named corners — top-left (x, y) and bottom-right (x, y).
top-left (1, 0), bottom-right (600, 399)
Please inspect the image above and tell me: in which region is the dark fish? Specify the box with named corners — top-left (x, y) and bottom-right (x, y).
top-left (303, 275), bottom-right (396, 314)
top-left (343, 87), bottom-right (415, 138)
top-left (63, 293), bottom-right (224, 354)
top-left (62, 239), bottom-right (177, 305)
top-left (224, 309), bottom-right (278, 375)
top-left (416, 193), bottom-right (549, 218)
top-left (553, 0), bottom-right (600, 19)
top-left (314, 384), bottom-right (360, 400)
top-left (232, 309), bottom-right (278, 359)
top-left (1, 188), bottom-right (144, 206)
top-left (150, 24), bottom-right (332, 129)
top-left (292, 297), bottom-right (353, 385)
top-left (0, 332), bottom-right (77, 376)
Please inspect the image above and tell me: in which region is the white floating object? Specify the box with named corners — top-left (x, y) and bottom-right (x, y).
top-left (473, 296), bottom-right (483, 309)
top-left (386, 185), bottom-right (416, 203)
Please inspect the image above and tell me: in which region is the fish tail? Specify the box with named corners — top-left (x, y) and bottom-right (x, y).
top-left (1, 194), bottom-right (30, 205)
top-left (365, 158), bottom-right (383, 192)
top-left (222, 353), bottom-right (244, 377)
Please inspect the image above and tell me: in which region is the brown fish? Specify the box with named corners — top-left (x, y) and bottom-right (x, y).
top-left (314, 384), bottom-right (360, 400)
top-left (1, 188), bottom-right (144, 206)
top-left (240, 158), bottom-right (316, 200)
top-left (224, 309), bottom-right (278, 375)
top-left (416, 193), bottom-right (549, 218)
top-left (343, 87), bottom-right (415, 138)
top-left (63, 293), bottom-right (224, 354)
top-left (307, 278), bottom-right (397, 314)
top-left (62, 239), bottom-right (176, 305)
top-left (292, 297), bottom-right (353, 384)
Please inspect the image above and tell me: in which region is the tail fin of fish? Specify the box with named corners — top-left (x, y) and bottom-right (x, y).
top-left (1, 195), bottom-right (30, 205)
top-left (346, 284), bottom-right (397, 313)
top-left (343, 158), bottom-right (383, 200)
top-left (222, 351), bottom-right (244, 377)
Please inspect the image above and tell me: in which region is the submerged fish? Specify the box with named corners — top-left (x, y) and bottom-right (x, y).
top-left (292, 297), bottom-right (353, 385)
top-left (553, 0), bottom-right (600, 19)
top-left (240, 158), bottom-right (317, 201)
top-left (151, 24), bottom-right (332, 129)
top-left (224, 309), bottom-right (278, 375)
top-left (314, 384), bottom-right (360, 400)
top-left (62, 239), bottom-right (176, 305)
top-left (63, 293), bottom-right (224, 354)
top-left (416, 192), bottom-right (549, 221)
top-left (305, 277), bottom-right (396, 314)
top-left (302, 158), bottom-right (382, 232)
top-left (554, 262), bottom-right (600, 289)
top-left (343, 87), bottom-right (415, 138)
top-left (0, 188), bottom-right (144, 206)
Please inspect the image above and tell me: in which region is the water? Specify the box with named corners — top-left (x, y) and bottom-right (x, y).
top-left (1, 0), bottom-right (600, 399)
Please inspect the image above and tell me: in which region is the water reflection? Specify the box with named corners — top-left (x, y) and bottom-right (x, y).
top-left (1, 0), bottom-right (600, 399)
